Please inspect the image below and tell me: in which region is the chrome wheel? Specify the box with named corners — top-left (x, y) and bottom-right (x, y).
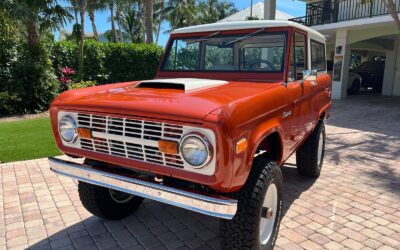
top-left (259, 183), bottom-right (278, 245)
top-left (317, 132), bottom-right (324, 166)
top-left (109, 189), bottom-right (134, 204)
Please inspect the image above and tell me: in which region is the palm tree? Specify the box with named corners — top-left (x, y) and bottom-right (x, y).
top-left (109, 0), bottom-right (117, 42)
top-left (166, 0), bottom-right (199, 31)
top-left (120, 4), bottom-right (145, 43)
top-left (115, 0), bottom-right (124, 42)
top-left (77, 0), bottom-right (88, 81)
top-left (153, 0), bottom-right (174, 43)
top-left (198, 0), bottom-right (237, 24)
top-left (145, 0), bottom-right (154, 43)
top-left (0, 0), bottom-right (71, 47)
top-left (87, 0), bottom-right (108, 41)
top-left (216, 1), bottom-right (237, 20)
top-left (199, 0), bottom-right (219, 23)
top-left (69, 0), bottom-right (80, 23)
top-left (154, 0), bottom-right (164, 44)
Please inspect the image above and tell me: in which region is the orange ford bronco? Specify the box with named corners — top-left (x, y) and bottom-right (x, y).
top-left (49, 20), bottom-right (332, 249)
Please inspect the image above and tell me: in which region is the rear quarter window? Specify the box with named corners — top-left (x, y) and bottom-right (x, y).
top-left (311, 40), bottom-right (326, 71)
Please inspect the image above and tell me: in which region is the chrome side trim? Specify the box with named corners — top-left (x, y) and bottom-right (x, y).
top-left (48, 157), bottom-right (237, 219)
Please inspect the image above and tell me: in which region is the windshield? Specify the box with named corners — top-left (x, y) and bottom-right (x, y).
top-left (162, 32), bottom-right (287, 73)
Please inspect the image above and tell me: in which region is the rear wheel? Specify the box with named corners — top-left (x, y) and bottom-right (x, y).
top-left (296, 121), bottom-right (326, 177)
top-left (220, 156), bottom-right (283, 250)
top-left (78, 182), bottom-right (144, 220)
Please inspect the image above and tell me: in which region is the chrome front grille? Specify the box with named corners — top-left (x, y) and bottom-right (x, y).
top-left (76, 113), bottom-right (185, 168)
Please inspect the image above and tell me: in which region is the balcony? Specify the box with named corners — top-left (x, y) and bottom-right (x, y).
top-left (289, 0), bottom-right (400, 26)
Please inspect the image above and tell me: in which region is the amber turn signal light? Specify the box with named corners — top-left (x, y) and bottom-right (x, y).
top-left (236, 138), bottom-right (248, 154)
top-left (77, 127), bottom-right (92, 139)
top-left (158, 140), bottom-right (179, 154)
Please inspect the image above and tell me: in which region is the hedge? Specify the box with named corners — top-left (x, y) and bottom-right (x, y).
top-left (50, 40), bottom-right (164, 84)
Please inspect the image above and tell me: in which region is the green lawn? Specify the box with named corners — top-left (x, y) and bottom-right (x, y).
top-left (0, 117), bottom-right (60, 163)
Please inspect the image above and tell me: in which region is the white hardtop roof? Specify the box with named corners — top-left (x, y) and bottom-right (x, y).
top-left (172, 20), bottom-right (325, 42)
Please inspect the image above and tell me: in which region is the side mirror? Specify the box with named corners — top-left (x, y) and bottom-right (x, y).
top-left (302, 70), bottom-right (318, 81)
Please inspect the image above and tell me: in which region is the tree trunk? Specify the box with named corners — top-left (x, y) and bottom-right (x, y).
top-left (26, 20), bottom-right (39, 48)
top-left (145, 0), bottom-right (154, 44)
top-left (78, 0), bottom-right (88, 82)
top-left (109, 0), bottom-right (117, 42)
top-left (138, 1), bottom-right (146, 42)
top-left (383, 0), bottom-right (400, 31)
top-left (156, 0), bottom-right (163, 44)
top-left (89, 11), bottom-right (99, 41)
top-left (116, 0), bottom-right (123, 42)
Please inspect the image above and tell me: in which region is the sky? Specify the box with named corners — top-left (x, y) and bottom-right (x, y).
top-left (57, 0), bottom-right (306, 46)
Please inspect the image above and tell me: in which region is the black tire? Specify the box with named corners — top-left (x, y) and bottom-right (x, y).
top-left (78, 182), bottom-right (144, 220)
top-left (220, 156), bottom-right (283, 250)
top-left (349, 79), bottom-right (361, 95)
top-left (296, 121), bottom-right (326, 177)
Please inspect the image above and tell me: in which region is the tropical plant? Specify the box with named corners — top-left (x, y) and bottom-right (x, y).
top-left (73, 0), bottom-right (89, 81)
top-left (199, 0), bottom-right (237, 24)
top-left (145, 0), bottom-right (154, 43)
top-left (109, 0), bottom-right (117, 42)
top-left (120, 3), bottom-right (145, 43)
top-left (165, 0), bottom-right (199, 32)
top-left (69, 0), bottom-right (80, 23)
top-left (216, 0), bottom-right (238, 20)
top-left (87, 0), bottom-right (108, 41)
top-left (0, 0), bottom-right (71, 47)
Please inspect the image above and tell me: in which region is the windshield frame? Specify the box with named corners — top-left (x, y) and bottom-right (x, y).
top-left (159, 30), bottom-right (289, 75)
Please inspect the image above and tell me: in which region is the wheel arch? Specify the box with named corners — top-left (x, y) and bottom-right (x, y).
top-left (247, 128), bottom-right (284, 168)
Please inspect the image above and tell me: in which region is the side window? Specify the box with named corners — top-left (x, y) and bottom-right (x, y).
top-left (288, 32), bottom-right (306, 82)
top-left (311, 40), bottom-right (326, 71)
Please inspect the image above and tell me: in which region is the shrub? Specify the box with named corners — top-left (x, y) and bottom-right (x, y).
top-left (0, 92), bottom-right (22, 116)
top-left (11, 43), bottom-right (59, 114)
top-left (0, 11), bottom-right (21, 95)
top-left (68, 80), bottom-right (97, 90)
top-left (103, 43), bottom-right (163, 83)
top-left (50, 41), bottom-right (163, 84)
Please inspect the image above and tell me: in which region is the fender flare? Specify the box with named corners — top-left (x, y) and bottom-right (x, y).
top-left (245, 124), bottom-right (285, 174)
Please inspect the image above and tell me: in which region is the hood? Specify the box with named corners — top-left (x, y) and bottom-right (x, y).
top-left (53, 78), bottom-right (281, 121)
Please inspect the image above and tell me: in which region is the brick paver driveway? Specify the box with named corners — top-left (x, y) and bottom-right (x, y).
top-left (1, 94), bottom-right (400, 250)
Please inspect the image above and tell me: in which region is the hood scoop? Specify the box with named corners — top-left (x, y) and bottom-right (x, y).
top-left (136, 78), bottom-right (228, 92)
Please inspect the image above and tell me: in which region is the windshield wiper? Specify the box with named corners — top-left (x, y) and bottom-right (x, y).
top-left (187, 31), bottom-right (221, 44)
top-left (224, 28), bottom-right (266, 46)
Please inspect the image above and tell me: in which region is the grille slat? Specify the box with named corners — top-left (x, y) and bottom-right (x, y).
top-left (77, 113), bottom-right (184, 169)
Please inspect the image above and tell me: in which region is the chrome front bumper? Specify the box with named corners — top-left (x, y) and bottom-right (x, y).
top-left (48, 157), bottom-right (238, 219)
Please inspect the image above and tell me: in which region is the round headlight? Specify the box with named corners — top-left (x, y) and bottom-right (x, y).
top-left (180, 134), bottom-right (212, 168)
top-left (59, 115), bottom-right (77, 143)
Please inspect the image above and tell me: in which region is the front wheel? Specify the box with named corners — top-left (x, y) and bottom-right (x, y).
top-left (78, 182), bottom-right (144, 220)
top-left (220, 156), bottom-right (283, 250)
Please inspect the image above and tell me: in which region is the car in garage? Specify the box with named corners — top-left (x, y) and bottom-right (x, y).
top-left (327, 60), bottom-right (362, 94)
top-left (353, 60), bottom-right (385, 93)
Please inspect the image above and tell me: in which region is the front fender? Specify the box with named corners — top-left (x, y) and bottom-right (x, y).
top-left (228, 116), bottom-right (284, 192)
